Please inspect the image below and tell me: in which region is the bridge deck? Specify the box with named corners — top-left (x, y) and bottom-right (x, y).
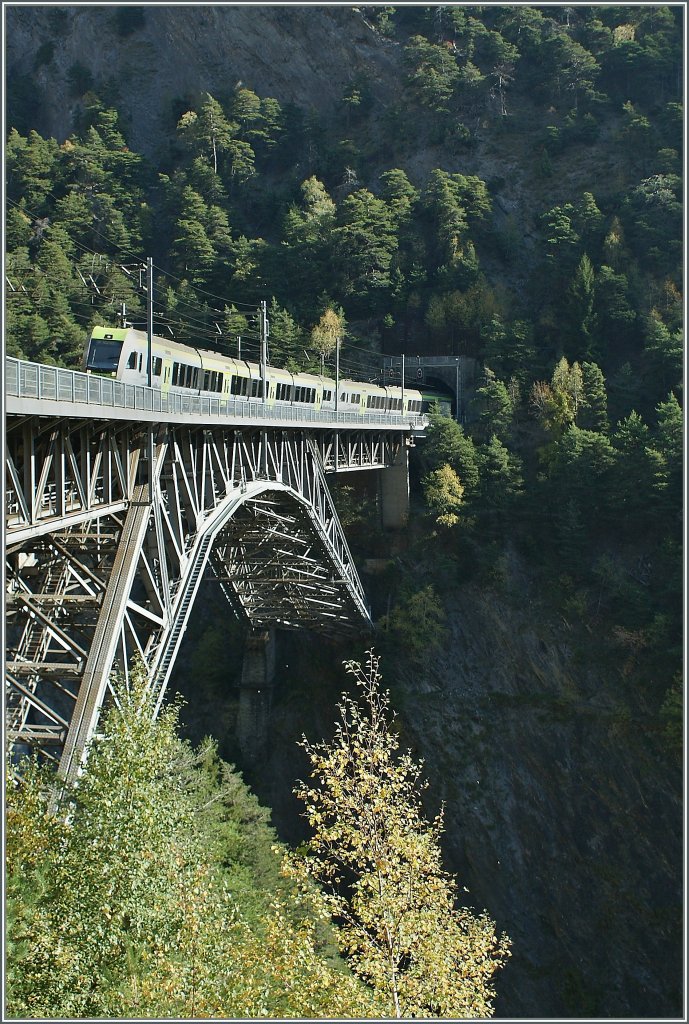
top-left (5, 357), bottom-right (427, 432)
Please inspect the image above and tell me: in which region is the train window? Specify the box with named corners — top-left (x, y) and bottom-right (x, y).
top-left (152, 357), bottom-right (163, 377)
top-left (216, 373), bottom-right (223, 392)
top-left (203, 370), bottom-right (211, 390)
top-left (127, 351), bottom-right (137, 370)
top-left (138, 353), bottom-right (143, 372)
top-left (87, 337), bottom-right (123, 371)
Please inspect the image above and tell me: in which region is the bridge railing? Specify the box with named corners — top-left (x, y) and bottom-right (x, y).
top-left (5, 357), bottom-right (427, 430)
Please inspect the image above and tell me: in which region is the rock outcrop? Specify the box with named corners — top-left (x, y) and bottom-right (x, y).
top-left (6, 6), bottom-right (400, 158)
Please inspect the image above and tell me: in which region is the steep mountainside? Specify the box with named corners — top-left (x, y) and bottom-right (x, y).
top-left (6, 6), bottom-right (400, 157)
top-left (5, 4), bottom-right (684, 1018)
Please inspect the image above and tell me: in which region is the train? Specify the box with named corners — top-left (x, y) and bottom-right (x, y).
top-left (83, 325), bottom-right (431, 418)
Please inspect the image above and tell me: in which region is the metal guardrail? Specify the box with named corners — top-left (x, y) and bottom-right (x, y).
top-left (5, 357), bottom-right (427, 431)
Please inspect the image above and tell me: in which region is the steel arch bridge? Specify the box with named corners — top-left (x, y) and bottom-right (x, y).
top-left (4, 357), bottom-right (424, 783)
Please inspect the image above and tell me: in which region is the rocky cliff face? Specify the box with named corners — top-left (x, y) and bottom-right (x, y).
top-left (385, 554), bottom-right (682, 1017)
top-left (6, 5), bottom-right (400, 157)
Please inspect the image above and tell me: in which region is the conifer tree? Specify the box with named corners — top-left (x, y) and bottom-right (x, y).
top-left (580, 361), bottom-right (609, 432)
top-left (177, 93), bottom-right (235, 174)
top-left (564, 253), bottom-right (596, 360)
top-left (422, 412), bottom-right (480, 498)
top-left (473, 367), bottom-right (514, 441)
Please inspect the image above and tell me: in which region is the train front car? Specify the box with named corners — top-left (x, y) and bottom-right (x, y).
top-left (85, 325), bottom-right (173, 388)
top-left (83, 326), bottom-right (129, 376)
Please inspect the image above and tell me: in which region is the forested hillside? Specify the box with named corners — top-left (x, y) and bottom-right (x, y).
top-left (5, 4), bottom-right (684, 1018)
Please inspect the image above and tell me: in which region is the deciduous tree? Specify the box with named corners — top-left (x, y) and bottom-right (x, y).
top-left (423, 463), bottom-right (465, 526)
top-left (292, 652), bottom-right (510, 1018)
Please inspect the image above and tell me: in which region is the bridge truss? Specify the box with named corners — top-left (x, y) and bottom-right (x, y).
top-left (5, 413), bottom-right (409, 781)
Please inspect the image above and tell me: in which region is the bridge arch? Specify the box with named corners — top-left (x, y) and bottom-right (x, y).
top-left (6, 411), bottom-right (414, 781)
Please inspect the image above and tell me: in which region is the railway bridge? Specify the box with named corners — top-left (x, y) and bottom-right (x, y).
top-left (4, 356), bottom-right (426, 783)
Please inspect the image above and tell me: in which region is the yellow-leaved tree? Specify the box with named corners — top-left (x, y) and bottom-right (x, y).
top-left (290, 650), bottom-right (511, 1018)
top-left (311, 306), bottom-right (344, 372)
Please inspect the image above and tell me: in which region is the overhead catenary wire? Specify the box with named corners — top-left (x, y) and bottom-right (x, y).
top-left (7, 199), bottom-right (394, 381)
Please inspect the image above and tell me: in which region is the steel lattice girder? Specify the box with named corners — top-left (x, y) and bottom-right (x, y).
top-left (5, 418), bottom-right (406, 778)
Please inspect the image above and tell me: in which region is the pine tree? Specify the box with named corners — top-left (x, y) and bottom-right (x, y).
top-left (476, 435), bottom-right (523, 526)
top-left (652, 393), bottom-right (682, 519)
top-left (642, 309), bottom-right (683, 396)
top-left (334, 188), bottom-right (398, 308)
top-left (473, 367), bottom-right (514, 441)
top-left (267, 297), bottom-right (305, 369)
top-left (422, 413), bottom-right (480, 498)
top-left (580, 361), bottom-right (609, 432)
top-left (543, 424), bottom-right (615, 528)
top-left (611, 411), bottom-right (665, 532)
top-left (564, 253), bottom-right (596, 360)
top-left (404, 35), bottom-right (462, 111)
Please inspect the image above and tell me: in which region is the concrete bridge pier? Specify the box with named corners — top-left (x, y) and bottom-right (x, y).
top-left (379, 445), bottom-right (409, 529)
top-left (236, 629), bottom-right (276, 763)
